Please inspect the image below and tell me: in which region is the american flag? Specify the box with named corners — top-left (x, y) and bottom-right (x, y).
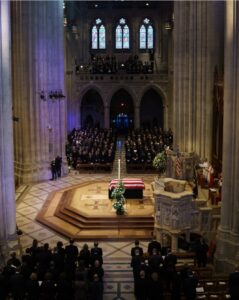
top-left (175, 151), bottom-right (181, 178)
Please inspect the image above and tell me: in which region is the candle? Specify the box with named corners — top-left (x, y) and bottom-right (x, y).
top-left (118, 158), bottom-right (121, 180)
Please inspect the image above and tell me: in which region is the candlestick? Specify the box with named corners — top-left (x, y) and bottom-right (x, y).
top-left (118, 158), bottom-right (121, 180)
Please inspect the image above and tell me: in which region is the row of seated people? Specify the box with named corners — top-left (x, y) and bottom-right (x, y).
top-left (79, 54), bottom-right (154, 75)
top-left (66, 127), bottom-right (117, 170)
top-left (130, 239), bottom-right (233, 300)
top-left (0, 239), bottom-right (104, 300)
top-left (125, 127), bottom-right (173, 168)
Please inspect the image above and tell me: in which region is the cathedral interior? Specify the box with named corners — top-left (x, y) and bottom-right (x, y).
top-left (1, 0), bottom-right (239, 299)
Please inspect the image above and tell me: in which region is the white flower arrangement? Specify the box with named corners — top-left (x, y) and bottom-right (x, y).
top-left (111, 181), bottom-right (125, 215)
top-left (153, 151), bottom-right (167, 174)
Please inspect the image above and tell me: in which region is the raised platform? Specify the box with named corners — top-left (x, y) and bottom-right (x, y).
top-left (36, 180), bottom-right (154, 240)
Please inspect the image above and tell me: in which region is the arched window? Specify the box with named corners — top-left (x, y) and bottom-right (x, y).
top-left (139, 18), bottom-right (154, 50)
top-left (115, 18), bottom-right (130, 49)
top-left (91, 18), bottom-right (106, 49)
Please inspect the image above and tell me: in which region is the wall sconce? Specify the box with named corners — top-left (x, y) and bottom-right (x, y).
top-left (40, 90), bottom-right (66, 101)
top-left (164, 21), bottom-right (173, 30)
top-left (165, 15), bottom-right (174, 31)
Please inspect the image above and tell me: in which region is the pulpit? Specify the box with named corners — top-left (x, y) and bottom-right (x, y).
top-left (153, 178), bottom-right (193, 252)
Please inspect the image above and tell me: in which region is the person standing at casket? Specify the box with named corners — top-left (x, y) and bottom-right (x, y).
top-left (55, 156), bottom-right (62, 178)
top-left (50, 160), bottom-right (57, 180)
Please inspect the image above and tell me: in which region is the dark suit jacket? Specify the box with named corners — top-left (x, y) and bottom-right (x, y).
top-left (91, 247), bottom-right (103, 257)
top-left (131, 246), bottom-right (144, 257)
top-left (229, 271), bottom-right (239, 300)
top-left (147, 240), bottom-right (161, 255)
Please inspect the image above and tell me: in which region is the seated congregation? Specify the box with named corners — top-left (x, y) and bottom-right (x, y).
top-left (125, 126), bottom-right (173, 172)
top-left (66, 127), bottom-right (117, 172)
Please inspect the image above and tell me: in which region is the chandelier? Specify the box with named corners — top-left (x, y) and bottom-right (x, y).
top-left (40, 90), bottom-right (66, 101)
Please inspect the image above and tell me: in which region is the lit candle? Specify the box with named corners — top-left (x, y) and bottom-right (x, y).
top-left (118, 158), bottom-right (121, 180)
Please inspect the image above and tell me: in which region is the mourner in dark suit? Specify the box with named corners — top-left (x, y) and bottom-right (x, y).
top-left (229, 266), bottom-right (239, 300)
top-left (131, 240), bottom-right (144, 257)
top-left (147, 236), bottom-right (161, 255)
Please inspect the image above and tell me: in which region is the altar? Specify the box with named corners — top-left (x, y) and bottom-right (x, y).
top-left (109, 178), bottom-right (145, 199)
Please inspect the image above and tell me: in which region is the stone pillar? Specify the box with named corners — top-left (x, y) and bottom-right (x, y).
top-left (134, 106), bottom-right (140, 129)
top-left (173, 1), bottom-right (215, 159)
top-left (215, 1), bottom-right (239, 273)
top-left (171, 235), bottom-right (178, 253)
top-left (0, 1), bottom-right (16, 258)
top-left (12, 1), bottom-right (67, 184)
top-left (104, 106), bottom-right (110, 129)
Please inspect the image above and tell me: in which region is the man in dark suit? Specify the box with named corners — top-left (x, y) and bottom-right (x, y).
top-left (90, 241), bottom-right (103, 266)
top-left (131, 240), bottom-right (143, 257)
top-left (229, 266), bottom-right (239, 300)
top-left (64, 239), bottom-right (78, 278)
top-left (147, 236), bottom-right (161, 255)
top-left (65, 238), bottom-right (79, 260)
top-left (91, 241), bottom-right (103, 257)
top-left (182, 269), bottom-right (198, 300)
top-left (55, 156), bottom-right (62, 178)
top-left (163, 249), bottom-right (178, 291)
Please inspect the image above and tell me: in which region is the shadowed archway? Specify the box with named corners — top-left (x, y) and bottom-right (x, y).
top-left (110, 89), bottom-right (134, 134)
top-left (81, 89), bottom-right (104, 128)
top-left (140, 89), bottom-right (164, 129)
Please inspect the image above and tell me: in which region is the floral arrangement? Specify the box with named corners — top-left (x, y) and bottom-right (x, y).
top-left (111, 181), bottom-right (125, 215)
top-left (153, 151), bottom-right (167, 174)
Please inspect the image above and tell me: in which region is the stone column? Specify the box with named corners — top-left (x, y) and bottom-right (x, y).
top-left (0, 1), bottom-right (16, 258)
top-left (173, 1), bottom-right (215, 159)
top-left (11, 1), bottom-right (67, 184)
top-left (104, 106), bottom-right (110, 129)
top-left (215, 1), bottom-right (239, 273)
top-left (134, 106), bottom-right (140, 129)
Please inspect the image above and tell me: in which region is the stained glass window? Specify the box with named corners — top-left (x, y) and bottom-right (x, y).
top-left (99, 25), bottom-right (105, 49)
top-left (139, 25), bottom-right (146, 49)
top-left (115, 19), bottom-right (130, 49)
top-left (148, 25), bottom-right (153, 49)
top-left (91, 19), bottom-right (106, 49)
top-left (139, 18), bottom-right (154, 50)
top-left (116, 25), bottom-right (122, 49)
top-left (92, 26), bottom-right (98, 49)
top-left (123, 25), bottom-right (129, 49)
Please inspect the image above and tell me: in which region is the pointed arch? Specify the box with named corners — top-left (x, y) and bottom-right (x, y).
top-left (81, 89), bottom-right (104, 128)
top-left (140, 88), bottom-right (163, 129)
top-left (110, 88), bottom-right (134, 133)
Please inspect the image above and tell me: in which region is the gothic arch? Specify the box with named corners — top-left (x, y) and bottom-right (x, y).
top-left (139, 84), bottom-right (168, 107)
top-left (106, 85), bottom-right (137, 107)
top-left (109, 88), bottom-right (134, 133)
top-left (139, 84), bottom-right (168, 128)
top-left (78, 84), bottom-right (106, 108)
top-left (80, 88), bottom-right (104, 128)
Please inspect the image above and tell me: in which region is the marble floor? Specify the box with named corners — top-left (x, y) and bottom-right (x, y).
top-left (12, 171), bottom-right (157, 300)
